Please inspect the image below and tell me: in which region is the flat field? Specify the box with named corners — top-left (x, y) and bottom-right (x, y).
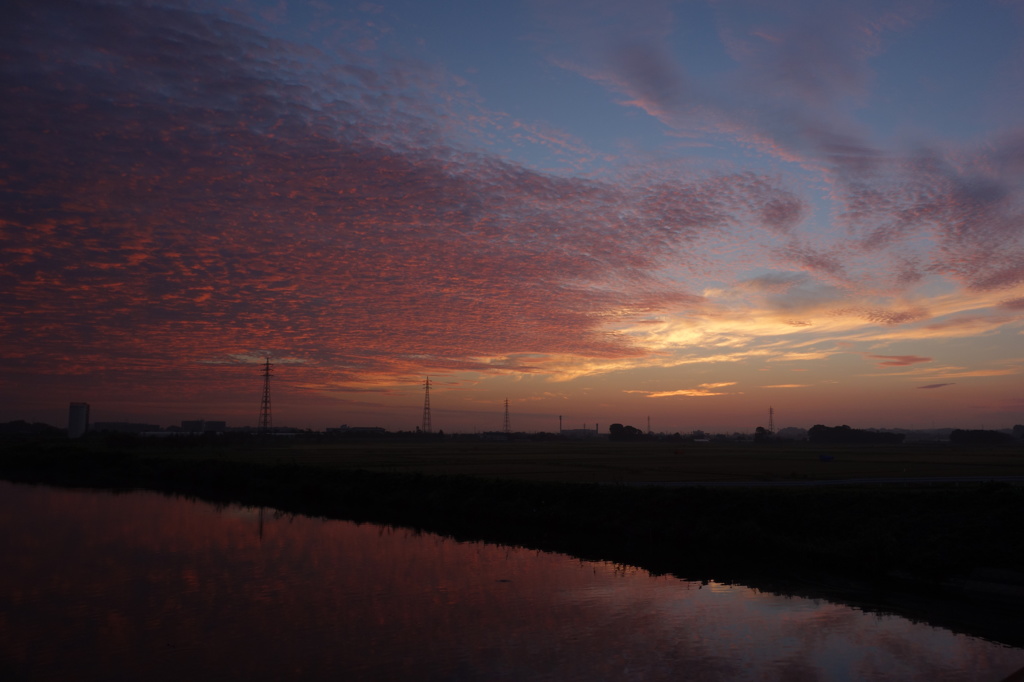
top-left (143, 438), bottom-right (1024, 484)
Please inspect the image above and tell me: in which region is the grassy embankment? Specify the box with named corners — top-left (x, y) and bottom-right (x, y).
top-left (2, 436), bottom-right (1023, 644)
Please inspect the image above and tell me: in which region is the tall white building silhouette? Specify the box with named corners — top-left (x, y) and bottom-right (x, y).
top-left (68, 402), bottom-right (90, 438)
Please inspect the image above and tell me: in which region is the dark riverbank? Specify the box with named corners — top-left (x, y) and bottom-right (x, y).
top-left (3, 446), bottom-right (1024, 647)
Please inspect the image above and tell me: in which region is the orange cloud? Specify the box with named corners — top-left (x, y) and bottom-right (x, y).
top-left (629, 382), bottom-right (740, 398)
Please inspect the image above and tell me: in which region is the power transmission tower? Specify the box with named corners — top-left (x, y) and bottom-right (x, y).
top-left (503, 398), bottom-right (511, 434)
top-left (422, 377), bottom-right (432, 433)
top-left (258, 357), bottom-right (273, 434)
top-left (768, 406), bottom-right (775, 434)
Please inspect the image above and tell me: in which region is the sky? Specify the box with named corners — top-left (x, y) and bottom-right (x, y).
top-left (2, 0), bottom-right (1023, 433)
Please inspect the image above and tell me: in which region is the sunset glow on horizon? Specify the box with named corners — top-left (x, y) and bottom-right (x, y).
top-left (3, 0), bottom-right (1023, 433)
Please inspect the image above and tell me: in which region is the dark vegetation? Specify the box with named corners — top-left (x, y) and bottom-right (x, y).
top-left (951, 429), bottom-right (1017, 447)
top-left (2, 434), bottom-right (1024, 646)
top-left (608, 423), bottom-right (646, 440)
top-left (808, 424), bottom-right (905, 445)
top-left (0, 420), bottom-right (66, 438)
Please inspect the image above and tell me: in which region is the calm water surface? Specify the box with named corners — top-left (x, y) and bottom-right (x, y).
top-left (2, 481), bottom-right (1022, 681)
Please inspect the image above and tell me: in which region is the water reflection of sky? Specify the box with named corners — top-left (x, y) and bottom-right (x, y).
top-left (2, 481), bottom-right (1022, 681)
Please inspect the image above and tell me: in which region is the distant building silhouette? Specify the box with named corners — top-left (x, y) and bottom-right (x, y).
top-left (326, 425), bottom-right (386, 436)
top-left (68, 402), bottom-right (90, 438)
top-left (561, 426), bottom-right (601, 440)
top-left (93, 421), bottom-right (160, 433)
top-left (181, 420), bottom-right (227, 433)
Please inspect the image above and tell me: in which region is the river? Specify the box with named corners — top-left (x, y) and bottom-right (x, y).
top-left (1, 480), bottom-right (1021, 681)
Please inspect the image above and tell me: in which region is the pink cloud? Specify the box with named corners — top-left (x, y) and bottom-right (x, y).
top-left (856, 308), bottom-right (928, 326)
top-left (1, 0), bottom-right (812, 400)
top-left (536, 0), bottom-right (1024, 304)
top-left (779, 244), bottom-right (847, 278)
top-left (739, 273), bottom-right (807, 292)
top-left (922, 316), bottom-right (1003, 332)
top-left (866, 355), bottom-right (932, 367)
top-left (838, 143), bottom-right (1024, 291)
top-left (5, 0), bottom-right (1022, 432)
top-left (610, 41), bottom-right (690, 117)
top-left (541, 0), bottom-right (1024, 302)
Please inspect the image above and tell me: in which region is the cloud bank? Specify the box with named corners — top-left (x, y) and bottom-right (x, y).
top-left (2, 0), bottom-right (1023, 424)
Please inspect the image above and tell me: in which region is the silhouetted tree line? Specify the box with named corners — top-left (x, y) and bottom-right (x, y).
top-left (607, 424), bottom-right (700, 441)
top-left (0, 420), bottom-right (64, 437)
top-left (807, 424), bottom-right (904, 445)
top-left (608, 423), bottom-right (645, 441)
top-left (604, 427), bottom-right (691, 442)
top-left (949, 429), bottom-right (1016, 446)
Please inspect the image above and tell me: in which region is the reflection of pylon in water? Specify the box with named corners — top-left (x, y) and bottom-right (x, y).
top-left (258, 357), bottom-right (273, 434)
top-left (422, 377), bottom-right (432, 433)
top-left (503, 398), bottom-right (511, 434)
top-left (768, 406), bottom-right (775, 434)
